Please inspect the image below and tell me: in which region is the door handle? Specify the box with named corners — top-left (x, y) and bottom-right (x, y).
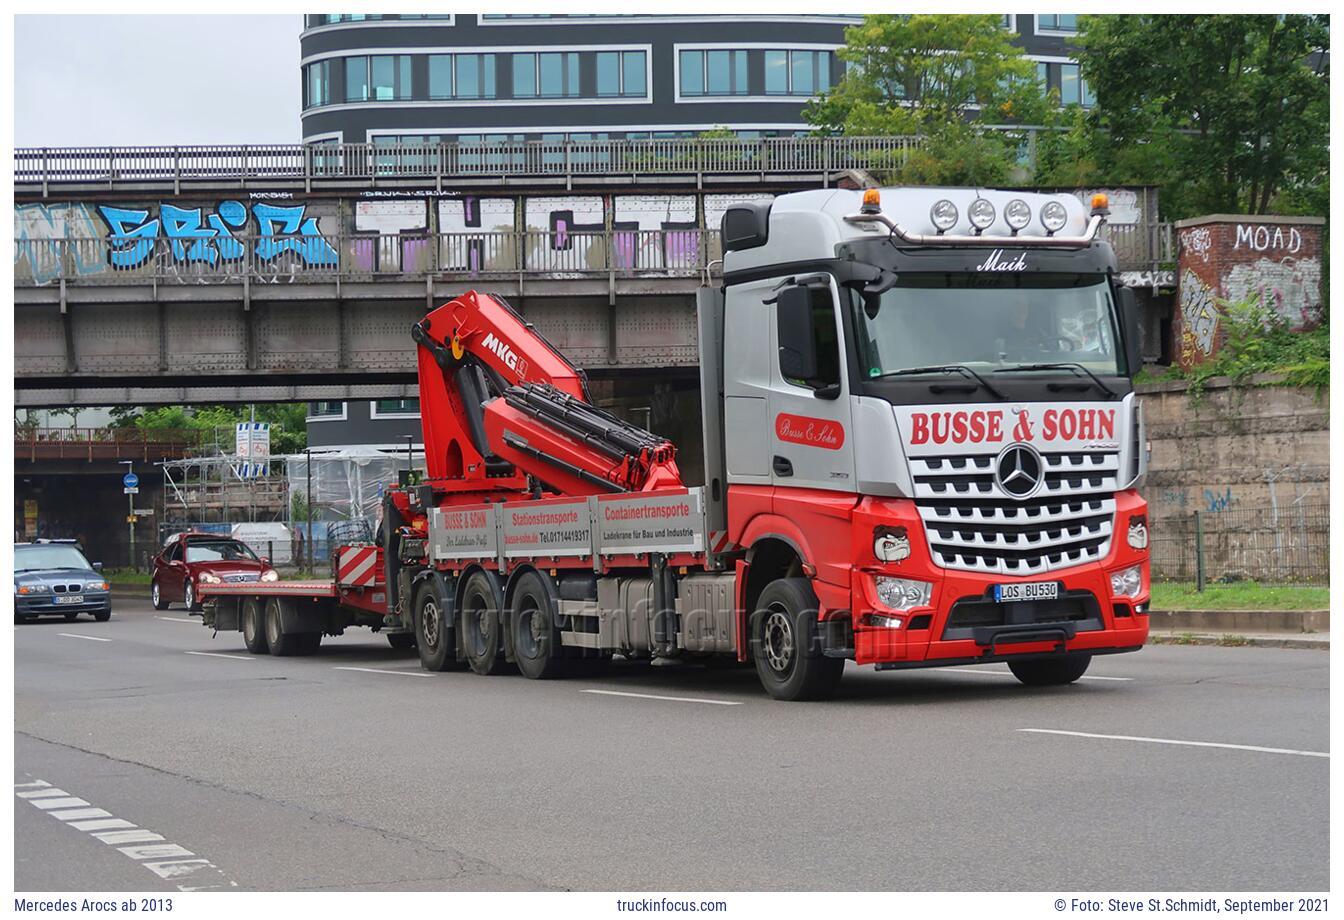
top-left (772, 456), bottom-right (794, 477)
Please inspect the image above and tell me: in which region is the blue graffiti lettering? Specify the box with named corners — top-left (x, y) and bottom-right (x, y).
top-left (251, 203), bottom-right (339, 265)
top-left (159, 202), bottom-right (247, 264)
top-left (98, 206), bottom-right (159, 268)
top-left (1204, 488), bottom-right (1235, 513)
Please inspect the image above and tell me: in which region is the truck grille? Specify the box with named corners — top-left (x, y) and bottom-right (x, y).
top-left (911, 450), bottom-right (1119, 575)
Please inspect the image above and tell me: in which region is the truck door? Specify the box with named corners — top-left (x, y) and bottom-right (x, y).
top-left (768, 275), bottom-right (856, 493)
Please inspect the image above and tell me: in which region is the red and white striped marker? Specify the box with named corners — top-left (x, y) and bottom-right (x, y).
top-left (336, 546), bottom-right (380, 586)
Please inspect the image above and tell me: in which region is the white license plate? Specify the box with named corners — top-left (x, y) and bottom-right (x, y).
top-left (994, 582), bottom-right (1057, 603)
top-left (54, 595), bottom-right (85, 605)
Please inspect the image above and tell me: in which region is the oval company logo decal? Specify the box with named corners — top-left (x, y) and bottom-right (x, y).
top-left (775, 413), bottom-right (845, 450)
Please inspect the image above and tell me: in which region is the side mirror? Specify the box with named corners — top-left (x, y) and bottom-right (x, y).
top-left (776, 286), bottom-right (818, 382)
top-left (92, 562), bottom-right (103, 571)
top-left (1116, 286), bottom-right (1143, 374)
top-left (260, 556), bottom-right (271, 566)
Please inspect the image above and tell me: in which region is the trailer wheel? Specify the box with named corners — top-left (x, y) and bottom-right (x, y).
top-left (510, 570), bottom-right (565, 680)
top-left (387, 632), bottom-right (416, 650)
top-left (415, 582), bottom-right (457, 672)
top-left (1007, 653), bottom-right (1092, 686)
top-left (242, 598), bottom-right (269, 655)
top-left (264, 597), bottom-right (301, 656)
top-left (460, 571), bottom-right (507, 676)
top-left (751, 578), bottom-right (844, 701)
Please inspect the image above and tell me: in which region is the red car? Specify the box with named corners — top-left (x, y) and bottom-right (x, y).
top-left (151, 532), bottom-right (279, 612)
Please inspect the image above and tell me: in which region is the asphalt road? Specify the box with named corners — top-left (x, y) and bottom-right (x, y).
top-left (14, 600), bottom-right (1329, 892)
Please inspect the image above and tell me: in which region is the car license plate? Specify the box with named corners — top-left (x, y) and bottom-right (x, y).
top-left (994, 582), bottom-right (1057, 603)
top-left (54, 595), bottom-right (85, 605)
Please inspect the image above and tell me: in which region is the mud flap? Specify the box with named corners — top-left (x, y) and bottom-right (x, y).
top-left (211, 597), bottom-right (241, 632)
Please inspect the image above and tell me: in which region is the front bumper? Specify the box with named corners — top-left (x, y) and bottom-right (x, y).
top-left (15, 593), bottom-right (112, 616)
top-left (843, 491), bottom-right (1149, 667)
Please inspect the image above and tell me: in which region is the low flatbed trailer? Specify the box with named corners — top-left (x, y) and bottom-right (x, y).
top-left (201, 186), bottom-right (1152, 700)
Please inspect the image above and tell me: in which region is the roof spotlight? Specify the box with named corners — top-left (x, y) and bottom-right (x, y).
top-left (930, 199), bottom-right (958, 234)
top-left (967, 198), bottom-right (996, 233)
top-left (1040, 201), bottom-right (1069, 235)
top-left (1004, 198), bottom-right (1032, 233)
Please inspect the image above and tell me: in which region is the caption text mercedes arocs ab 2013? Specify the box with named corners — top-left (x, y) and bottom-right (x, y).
top-left (201, 186), bottom-right (1152, 700)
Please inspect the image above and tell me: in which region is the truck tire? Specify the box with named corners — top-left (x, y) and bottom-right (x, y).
top-left (1007, 653), bottom-right (1092, 686)
top-left (510, 570), bottom-right (566, 680)
top-left (460, 571), bottom-right (507, 676)
top-left (242, 598), bottom-right (269, 654)
top-left (264, 597), bottom-right (302, 657)
top-left (415, 582), bottom-right (457, 672)
top-left (151, 579), bottom-right (169, 610)
top-left (387, 632), bottom-right (416, 650)
top-left (751, 578), bottom-right (844, 701)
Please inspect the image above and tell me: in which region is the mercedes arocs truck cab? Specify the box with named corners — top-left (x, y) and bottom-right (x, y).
top-left (710, 186), bottom-right (1150, 694)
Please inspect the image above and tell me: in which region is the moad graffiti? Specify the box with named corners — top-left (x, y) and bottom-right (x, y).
top-left (1179, 270), bottom-right (1219, 356)
top-left (98, 201), bottom-right (339, 268)
top-left (1234, 224), bottom-right (1303, 254)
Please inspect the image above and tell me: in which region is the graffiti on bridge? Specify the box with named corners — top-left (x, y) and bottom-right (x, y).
top-left (15, 203), bottom-right (108, 284)
top-left (99, 201), bottom-right (339, 268)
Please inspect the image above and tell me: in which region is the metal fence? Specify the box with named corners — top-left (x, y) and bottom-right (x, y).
top-left (15, 137), bottom-right (925, 189)
top-left (1149, 503), bottom-right (1329, 586)
top-left (15, 229), bottom-right (722, 287)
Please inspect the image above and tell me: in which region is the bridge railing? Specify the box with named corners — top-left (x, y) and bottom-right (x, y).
top-left (15, 229), bottom-right (725, 286)
top-left (15, 137), bottom-right (924, 187)
top-left (15, 426), bottom-right (203, 462)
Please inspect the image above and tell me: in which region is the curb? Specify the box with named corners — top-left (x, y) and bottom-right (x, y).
top-left (111, 585), bottom-right (151, 599)
top-left (1150, 632), bottom-right (1328, 650)
top-left (1148, 608), bottom-right (1329, 634)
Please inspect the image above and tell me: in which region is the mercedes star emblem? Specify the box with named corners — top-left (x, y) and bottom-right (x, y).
top-left (995, 444), bottom-right (1043, 499)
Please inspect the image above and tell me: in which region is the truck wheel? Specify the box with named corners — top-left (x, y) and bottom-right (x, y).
top-left (415, 582), bottom-right (457, 672)
top-left (387, 632), bottom-right (416, 650)
top-left (151, 579), bottom-right (169, 610)
top-left (510, 570), bottom-right (565, 680)
top-left (242, 598), bottom-right (269, 654)
top-left (264, 597), bottom-right (301, 656)
top-left (1008, 654), bottom-right (1093, 686)
top-left (460, 571), bottom-right (507, 676)
top-left (751, 578), bottom-right (844, 701)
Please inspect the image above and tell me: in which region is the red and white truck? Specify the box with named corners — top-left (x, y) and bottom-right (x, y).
top-left (201, 185), bottom-right (1151, 700)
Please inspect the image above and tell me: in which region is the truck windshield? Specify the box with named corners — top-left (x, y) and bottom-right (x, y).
top-left (850, 273), bottom-right (1124, 380)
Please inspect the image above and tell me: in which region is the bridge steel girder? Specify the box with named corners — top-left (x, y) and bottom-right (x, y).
top-left (14, 281), bottom-right (701, 407)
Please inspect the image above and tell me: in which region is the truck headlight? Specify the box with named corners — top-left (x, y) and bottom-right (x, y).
top-left (197, 571), bottom-right (222, 584)
top-left (1110, 564), bottom-right (1143, 598)
top-left (968, 197), bottom-right (996, 231)
top-left (1040, 201), bottom-right (1068, 234)
top-left (260, 569), bottom-right (280, 582)
top-left (874, 576), bottom-right (932, 611)
top-left (930, 199), bottom-right (958, 233)
top-left (1004, 198), bottom-right (1032, 231)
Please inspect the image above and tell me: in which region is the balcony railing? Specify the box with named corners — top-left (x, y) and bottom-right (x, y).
top-left (15, 230), bottom-right (725, 287)
top-left (15, 137), bottom-right (924, 189)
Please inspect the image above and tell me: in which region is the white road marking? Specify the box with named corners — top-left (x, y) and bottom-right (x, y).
top-left (15, 776), bottom-right (237, 891)
top-left (184, 650), bottom-right (255, 661)
top-left (1018, 728), bottom-right (1329, 758)
top-left (581, 688), bottom-right (744, 706)
top-left (941, 666), bottom-right (1133, 682)
top-left (58, 633), bottom-right (111, 643)
top-left (156, 616), bottom-right (199, 623)
top-left (333, 666), bottom-right (432, 678)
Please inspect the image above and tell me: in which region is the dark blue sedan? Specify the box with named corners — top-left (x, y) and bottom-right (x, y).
top-left (14, 542), bottom-right (111, 623)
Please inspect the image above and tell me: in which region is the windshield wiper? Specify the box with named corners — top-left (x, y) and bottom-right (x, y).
top-left (995, 363), bottom-right (1118, 399)
top-left (871, 364), bottom-right (1007, 400)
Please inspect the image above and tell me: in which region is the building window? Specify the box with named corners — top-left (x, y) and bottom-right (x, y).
top-left (764, 50), bottom-right (832, 96)
top-left (429, 53), bottom-right (496, 99)
top-left (679, 49), bottom-right (748, 97)
top-left (323, 14), bottom-right (379, 24)
top-left (305, 60), bottom-right (330, 109)
top-left (512, 52), bottom-right (580, 98)
top-left (344, 55), bottom-right (411, 102)
top-left (596, 50), bottom-right (646, 97)
top-left (1057, 63), bottom-right (1094, 106)
top-left (371, 398), bottom-right (421, 417)
top-left (1038, 14), bottom-right (1079, 32)
top-left (307, 401), bottom-right (346, 421)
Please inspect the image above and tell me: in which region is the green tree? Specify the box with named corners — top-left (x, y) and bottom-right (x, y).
top-left (805, 14), bottom-right (1049, 185)
top-left (1075, 14), bottom-right (1329, 219)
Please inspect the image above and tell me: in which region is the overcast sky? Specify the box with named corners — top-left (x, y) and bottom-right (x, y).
top-left (15, 15), bottom-right (303, 147)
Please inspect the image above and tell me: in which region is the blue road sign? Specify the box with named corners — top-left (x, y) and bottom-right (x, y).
top-left (122, 472), bottom-right (139, 489)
